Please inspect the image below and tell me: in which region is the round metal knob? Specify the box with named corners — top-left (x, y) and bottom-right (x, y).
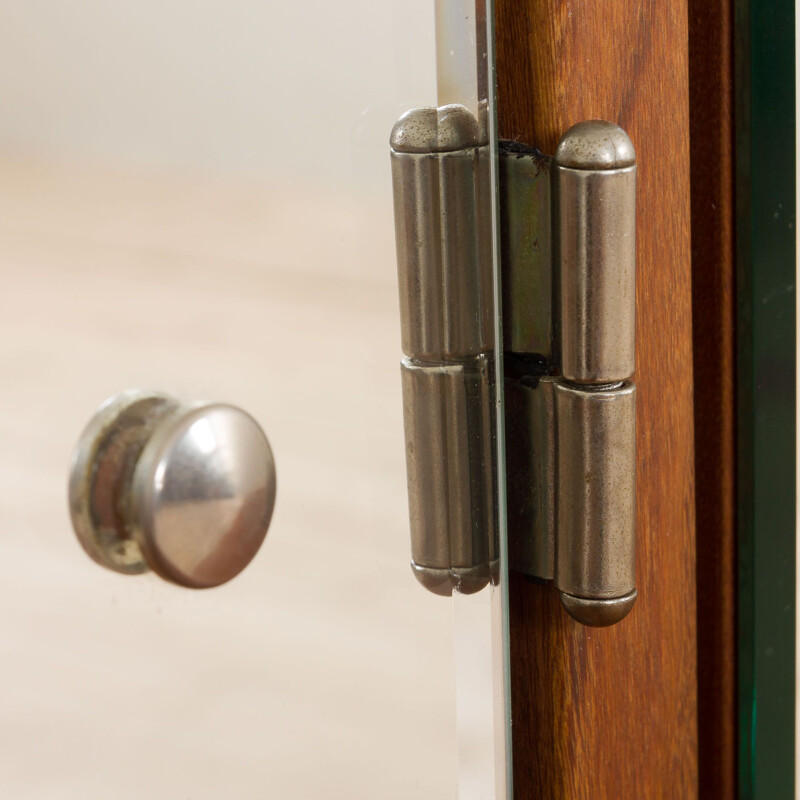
top-left (69, 390), bottom-right (277, 589)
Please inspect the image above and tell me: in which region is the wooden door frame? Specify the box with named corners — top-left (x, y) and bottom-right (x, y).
top-left (494, 1), bottom-right (695, 797)
top-left (495, 2), bottom-right (697, 795)
top-left (494, 1), bottom-right (796, 797)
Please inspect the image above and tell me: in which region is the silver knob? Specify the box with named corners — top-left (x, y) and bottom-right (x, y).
top-left (68, 390), bottom-right (277, 589)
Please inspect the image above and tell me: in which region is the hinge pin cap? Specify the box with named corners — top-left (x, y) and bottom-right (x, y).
top-left (559, 590), bottom-right (638, 627)
top-left (390, 104), bottom-right (481, 153)
top-left (555, 120), bottom-right (635, 170)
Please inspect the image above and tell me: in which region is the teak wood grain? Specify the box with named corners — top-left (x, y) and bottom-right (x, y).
top-left (495, 2), bottom-right (698, 798)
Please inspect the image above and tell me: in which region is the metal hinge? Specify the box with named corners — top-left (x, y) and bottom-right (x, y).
top-left (390, 106), bottom-right (637, 627)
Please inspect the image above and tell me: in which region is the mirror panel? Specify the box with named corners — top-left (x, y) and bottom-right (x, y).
top-left (0, 1), bottom-right (510, 798)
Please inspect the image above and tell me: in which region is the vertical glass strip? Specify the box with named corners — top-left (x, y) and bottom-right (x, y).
top-left (433, 0), bottom-right (511, 796)
top-left (484, 0), bottom-right (513, 796)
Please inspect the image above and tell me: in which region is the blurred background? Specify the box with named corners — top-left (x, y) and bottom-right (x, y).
top-left (0, 3), bottom-right (490, 798)
top-left (0, 1), bottom-right (433, 185)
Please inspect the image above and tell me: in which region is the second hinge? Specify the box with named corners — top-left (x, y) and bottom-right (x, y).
top-left (503, 121), bottom-right (637, 626)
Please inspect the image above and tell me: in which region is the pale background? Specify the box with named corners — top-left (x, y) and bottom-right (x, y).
top-left (0, 3), bottom-right (494, 798)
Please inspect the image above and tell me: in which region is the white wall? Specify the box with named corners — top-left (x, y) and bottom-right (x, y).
top-left (0, 1), bottom-right (436, 187)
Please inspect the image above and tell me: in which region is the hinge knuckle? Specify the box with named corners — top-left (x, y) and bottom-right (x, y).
top-left (554, 382), bottom-right (637, 617)
top-left (391, 107), bottom-right (493, 360)
top-left (390, 106), bottom-right (496, 596)
top-left (556, 162), bottom-right (636, 383)
top-left (401, 358), bottom-right (496, 596)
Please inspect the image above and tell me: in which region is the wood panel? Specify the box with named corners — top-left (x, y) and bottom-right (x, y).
top-left (688, 0), bottom-right (737, 796)
top-left (495, 2), bottom-right (698, 797)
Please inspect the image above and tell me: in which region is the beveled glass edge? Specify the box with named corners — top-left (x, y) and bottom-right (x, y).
top-left (432, 0), bottom-right (512, 796)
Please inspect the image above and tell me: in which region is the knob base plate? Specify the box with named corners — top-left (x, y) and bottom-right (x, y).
top-left (68, 391), bottom-right (180, 576)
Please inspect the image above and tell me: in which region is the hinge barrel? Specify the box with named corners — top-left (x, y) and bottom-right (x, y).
top-left (556, 158), bottom-right (636, 384)
top-left (551, 121), bottom-right (638, 624)
top-left (554, 382), bottom-right (637, 623)
top-left (390, 105), bottom-right (496, 596)
top-left (401, 358), bottom-right (496, 595)
top-left (391, 106), bottom-right (493, 360)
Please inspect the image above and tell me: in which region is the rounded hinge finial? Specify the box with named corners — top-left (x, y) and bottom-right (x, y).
top-left (390, 104), bottom-right (481, 154)
top-left (555, 120), bottom-right (636, 170)
top-left (411, 561), bottom-right (492, 596)
top-left (559, 590), bottom-right (638, 627)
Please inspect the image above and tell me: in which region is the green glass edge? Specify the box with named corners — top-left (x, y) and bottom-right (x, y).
top-left (735, 0), bottom-right (796, 796)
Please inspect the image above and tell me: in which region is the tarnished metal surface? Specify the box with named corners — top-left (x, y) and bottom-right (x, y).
top-left (68, 390), bottom-right (178, 576)
top-left (400, 358), bottom-right (496, 596)
top-left (391, 106), bottom-right (493, 361)
top-left (558, 591), bottom-right (638, 628)
top-left (501, 121), bottom-right (638, 626)
top-left (553, 119), bottom-right (636, 171)
top-left (554, 381), bottom-right (637, 609)
top-left (555, 121), bottom-right (636, 384)
top-left (499, 144), bottom-right (553, 359)
top-left (390, 104), bottom-right (497, 597)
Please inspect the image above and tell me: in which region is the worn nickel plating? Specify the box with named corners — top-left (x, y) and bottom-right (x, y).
top-left (554, 120), bottom-right (638, 625)
top-left (68, 390), bottom-right (276, 589)
top-left (556, 120), bottom-right (636, 384)
top-left (391, 105), bottom-right (496, 595)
